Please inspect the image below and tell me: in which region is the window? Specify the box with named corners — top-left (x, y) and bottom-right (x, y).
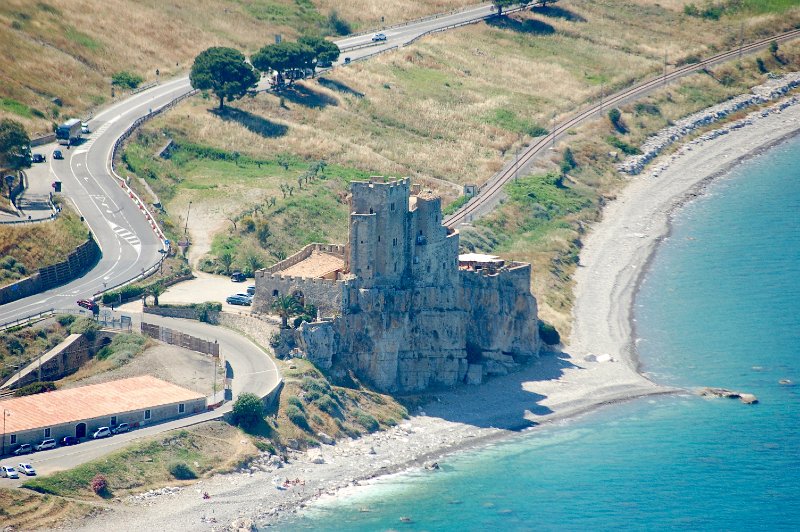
top-left (369, 208), bottom-right (373, 214)
top-left (393, 237), bottom-right (397, 247)
top-left (272, 289), bottom-right (279, 297)
top-left (179, 403), bottom-right (185, 414)
top-left (144, 409), bottom-right (151, 421)
top-left (391, 203), bottom-right (395, 211)
top-left (44, 428), bottom-right (51, 438)
top-left (110, 416), bottom-right (117, 426)
top-left (377, 236), bottom-right (380, 242)
top-left (10, 435), bottom-right (16, 444)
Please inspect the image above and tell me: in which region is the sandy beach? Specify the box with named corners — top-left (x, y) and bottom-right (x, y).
top-left (70, 95), bottom-right (800, 531)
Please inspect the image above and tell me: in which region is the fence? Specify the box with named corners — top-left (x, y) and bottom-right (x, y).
top-left (140, 322), bottom-right (220, 357)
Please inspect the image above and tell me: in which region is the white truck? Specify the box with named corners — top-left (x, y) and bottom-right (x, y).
top-left (56, 118), bottom-right (82, 146)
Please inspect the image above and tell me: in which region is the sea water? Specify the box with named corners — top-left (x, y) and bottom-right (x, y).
top-left (290, 136), bottom-right (800, 531)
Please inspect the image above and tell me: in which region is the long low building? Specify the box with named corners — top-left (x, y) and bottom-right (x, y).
top-left (1, 375), bottom-right (207, 455)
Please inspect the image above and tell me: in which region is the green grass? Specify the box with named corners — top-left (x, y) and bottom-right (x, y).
top-left (64, 26), bottom-right (102, 50)
top-left (484, 108), bottom-right (548, 137)
top-left (23, 426), bottom-right (251, 498)
top-left (0, 98), bottom-right (43, 119)
top-left (241, 0), bottom-right (328, 34)
top-left (443, 195), bottom-right (470, 216)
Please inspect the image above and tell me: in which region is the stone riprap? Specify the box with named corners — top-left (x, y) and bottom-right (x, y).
top-left (619, 72), bottom-right (800, 175)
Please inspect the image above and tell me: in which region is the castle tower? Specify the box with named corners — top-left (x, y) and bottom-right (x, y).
top-left (347, 177), bottom-right (411, 288)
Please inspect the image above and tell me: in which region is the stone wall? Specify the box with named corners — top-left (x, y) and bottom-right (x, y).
top-left (265, 243), bottom-right (346, 274)
top-left (253, 272), bottom-right (343, 316)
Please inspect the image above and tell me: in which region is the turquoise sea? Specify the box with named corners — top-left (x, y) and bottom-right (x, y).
top-left (290, 136), bottom-right (800, 531)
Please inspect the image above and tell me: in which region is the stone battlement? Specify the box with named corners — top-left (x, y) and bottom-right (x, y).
top-left (264, 243), bottom-right (346, 274)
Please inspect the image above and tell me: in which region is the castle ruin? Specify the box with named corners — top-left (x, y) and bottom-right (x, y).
top-left (253, 177), bottom-right (540, 392)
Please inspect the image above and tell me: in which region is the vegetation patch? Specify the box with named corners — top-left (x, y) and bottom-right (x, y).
top-left (94, 333), bottom-right (147, 367)
top-left (0, 317), bottom-right (72, 382)
top-left (23, 423), bottom-right (256, 499)
top-left (0, 488), bottom-right (93, 529)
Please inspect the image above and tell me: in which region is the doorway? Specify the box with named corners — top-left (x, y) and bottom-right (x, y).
top-left (75, 423), bottom-right (87, 438)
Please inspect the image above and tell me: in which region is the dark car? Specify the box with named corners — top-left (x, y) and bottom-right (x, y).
top-left (59, 436), bottom-right (80, 446)
top-left (226, 294), bottom-right (252, 306)
top-left (246, 285), bottom-right (255, 296)
top-left (53, 149), bottom-right (64, 160)
top-left (230, 271), bottom-right (246, 282)
top-left (32, 153), bottom-right (46, 163)
top-left (12, 444), bottom-right (32, 456)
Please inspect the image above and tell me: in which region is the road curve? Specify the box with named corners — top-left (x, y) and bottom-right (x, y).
top-left (444, 28), bottom-right (800, 228)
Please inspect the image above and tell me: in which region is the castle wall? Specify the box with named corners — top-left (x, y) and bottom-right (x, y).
top-left (265, 243), bottom-right (346, 274)
top-left (253, 273), bottom-right (343, 317)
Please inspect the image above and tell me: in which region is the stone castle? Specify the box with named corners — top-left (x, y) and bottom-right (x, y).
top-left (253, 177), bottom-right (540, 392)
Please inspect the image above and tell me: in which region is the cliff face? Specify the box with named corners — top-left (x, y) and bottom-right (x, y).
top-left (294, 270), bottom-right (539, 393)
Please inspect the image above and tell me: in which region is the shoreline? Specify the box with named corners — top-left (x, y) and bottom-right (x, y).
top-left (71, 95), bottom-right (800, 531)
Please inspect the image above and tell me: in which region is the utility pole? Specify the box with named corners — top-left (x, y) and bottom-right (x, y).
top-left (212, 354), bottom-right (218, 403)
top-left (663, 47), bottom-right (668, 86)
top-left (183, 200), bottom-right (192, 237)
top-left (551, 113), bottom-right (556, 148)
top-left (600, 82), bottom-right (605, 113)
top-left (2, 409), bottom-right (10, 456)
top-left (739, 21), bottom-right (744, 60)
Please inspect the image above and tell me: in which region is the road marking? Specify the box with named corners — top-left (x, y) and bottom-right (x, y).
top-left (73, 149), bottom-right (88, 155)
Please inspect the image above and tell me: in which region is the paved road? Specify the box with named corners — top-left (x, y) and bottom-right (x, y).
top-left (0, 311), bottom-right (279, 482)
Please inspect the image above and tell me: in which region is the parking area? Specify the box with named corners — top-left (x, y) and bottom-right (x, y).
top-left (117, 271), bottom-right (255, 314)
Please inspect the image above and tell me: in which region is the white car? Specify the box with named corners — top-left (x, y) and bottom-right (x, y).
top-left (1, 465), bottom-right (19, 479)
top-left (92, 427), bottom-right (112, 439)
top-left (372, 33), bottom-right (387, 42)
top-left (35, 438), bottom-right (56, 451)
top-left (17, 463), bottom-right (36, 476)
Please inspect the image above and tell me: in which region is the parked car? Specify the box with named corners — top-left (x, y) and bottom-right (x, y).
top-left (81, 122), bottom-right (90, 134)
top-left (77, 298), bottom-right (98, 311)
top-left (32, 153), bottom-right (46, 163)
top-left (59, 436), bottom-right (80, 446)
top-left (372, 33), bottom-right (387, 42)
top-left (111, 423), bottom-right (130, 434)
top-left (226, 294), bottom-right (251, 306)
top-left (12, 444), bottom-right (32, 456)
top-left (52, 149), bottom-right (64, 160)
top-left (35, 439), bottom-right (56, 452)
top-left (92, 427), bottom-right (112, 439)
top-left (230, 271), bottom-right (246, 282)
top-left (1, 466), bottom-right (19, 479)
top-left (246, 285), bottom-right (256, 296)
top-left (17, 463), bottom-right (36, 476)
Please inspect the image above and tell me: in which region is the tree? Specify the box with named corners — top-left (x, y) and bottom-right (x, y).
top-left (492, 0), bottom-right (519, 16)
top-left (147, 282), bottom-right (164, 306)
top-left (560, 147), bottom-right (576, 175)
top-left (219, 251), bottom-right (234, 274)
top-left (190, 47), bottom-right (259, 110)
top-left (0, 119), bottom-right (31, 177)
top-left (298, 35), bottom-right (341, 75)
top-left (272, 295), bottom-right (301, 328)
top-left (231, 392), bottom-right (264, 430)
top-left (251, 42), bottom-right (314, 87)
top-left (245, 252), bottom-right (264, 275)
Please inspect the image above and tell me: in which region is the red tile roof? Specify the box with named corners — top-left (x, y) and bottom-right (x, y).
top-left (0, 376), bottom-right (205, 433)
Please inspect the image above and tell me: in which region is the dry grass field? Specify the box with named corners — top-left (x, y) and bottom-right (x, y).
top-left (0, 488), bottom-right (94, 529)
top-left (0, 0), bottom-right (478, 137)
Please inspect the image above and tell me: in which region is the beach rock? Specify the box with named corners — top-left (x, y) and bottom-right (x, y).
top-left (739, 393), bottom-right (758, 405)
top-left (465, 363), bottom-right (483, 385)
top-left (229, 517), bottom-right (254, 531)
top-left (698, 387), bottom-right (758, 404)
top-left (317, 432), bottom-right (335, 445)
top-left (778, 379), bottom-right (794, 386)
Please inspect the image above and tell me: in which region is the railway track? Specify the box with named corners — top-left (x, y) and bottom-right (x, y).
top-left (445, 27), bottom-right (800, 228)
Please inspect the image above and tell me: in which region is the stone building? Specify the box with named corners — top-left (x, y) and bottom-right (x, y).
top-left (253, 177), bottom-right (540, 392)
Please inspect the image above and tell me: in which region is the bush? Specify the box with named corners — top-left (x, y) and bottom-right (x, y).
top-left (111, 71), bottom-right (144, 89)
top-left (168, 462), bottom-right (197, 480)
top-left (231, 392), bottom-right (264, 430)
top-left (314, 395), bottom-right (340, 416)
top-left (90, 474), bottom-right (108, 495)
top-left (102, 284), bottom-right (144, 304)
top-left (353, 409), bottom-right (379, 433)
top-left (538, 320), bottom-right (561, 345)
top-left (327, 10), bottom-right (352, 35)
top-left (607, 136), bottom-right (641, 155)
top-left (68, 317), bottom-right (99, 341)
top-left (15, 381), bottom-right (56, 397)
top-left (285, 404), bottom-right (309, 429)
top-left (287, 396), bottom-right (305, 410)
top-left (560, 147), bottom-right (577, 175)
top-left (56, 314), bottom-right (76, 327)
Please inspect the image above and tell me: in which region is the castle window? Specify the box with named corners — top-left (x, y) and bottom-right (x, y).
top-left (427, 264), bottom-right (431, 273)
top-left (393, 238), bottom-right (397, 247)
top-left (394, 263), bottom-right (397, 272)
top-left (391, 203), bottom-right (395, 211)
top-left (272, 289), bottom-right (279, 297)
top-left (378, 236), bottom-right (380, 242)
top-left (369, 208), bottom-right (373, 214)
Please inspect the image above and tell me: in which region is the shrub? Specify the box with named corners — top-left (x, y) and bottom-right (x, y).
top-left (15, 381), bottom-right (56, 397)
top-left (287, 396), bottom-right (305, 410)
top-left (353, 409), bottom-right (379, 433)
top-left (327, 10), bottom-right (352, 35)
top-left (314, 395), bottom-right (340, 416)
top-left (56, 314), bottom-right (76, 327)
top-left (111, 71), bottom-right (144, 89)
top-left (538, 320), bottom-right (561, 345)
top-left (231, 392), bottom-right (264, 430)
top-left (285, 404), bottom-right (309, 429)
top-left (607, 136), bottom-right (641, 155)
top-left (560, 147), bottom-right (577, 175)
top-left (168, 462), bottom-right (197, 480)
top-left (756, 57), bottom-right (768, 74)
top-left (90, 474), bottom-right (108, 495)
top-left (68, 317), bottom-right (99, 341)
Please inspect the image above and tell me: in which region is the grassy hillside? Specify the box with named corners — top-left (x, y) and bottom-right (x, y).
top-left (118, 0), bottom-right (799, 320)
top-left (0, 0), bottom-right (473, 137)
top-left (0, 201), bottom-right (88, 287)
